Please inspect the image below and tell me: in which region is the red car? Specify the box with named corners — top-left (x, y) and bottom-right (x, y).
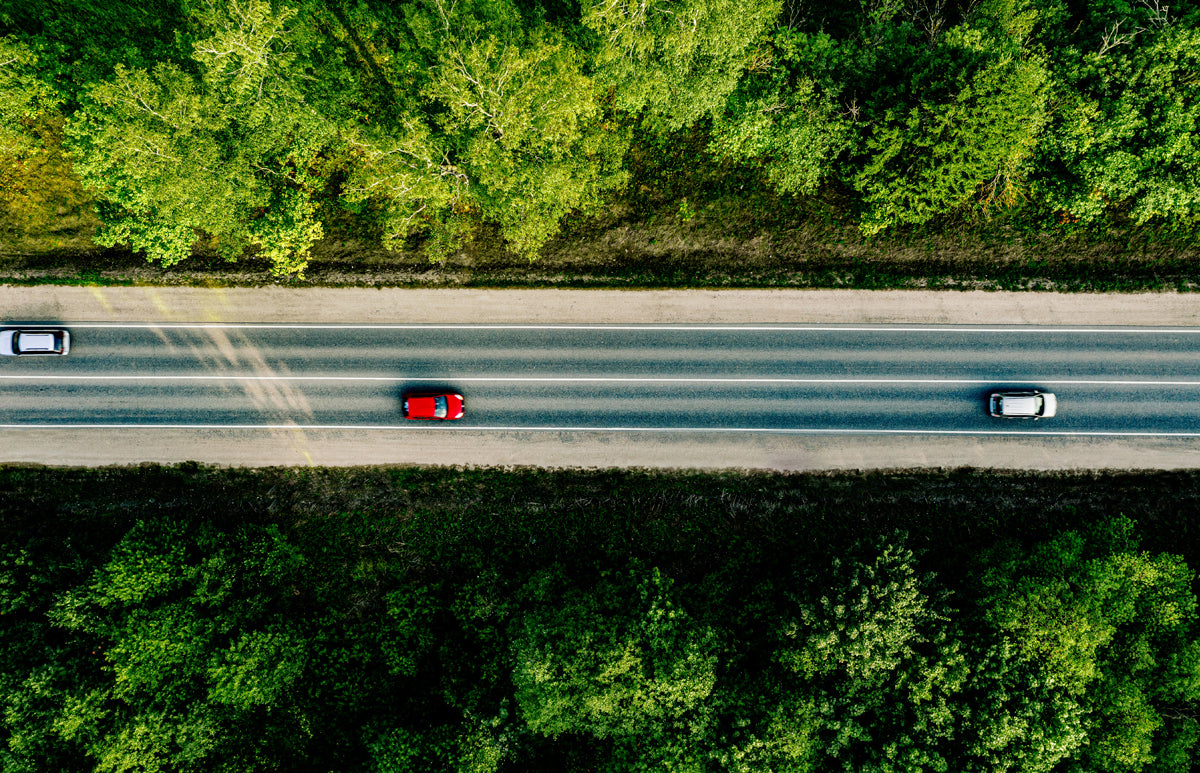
top-left (403, 393), bottom-right (464, 420)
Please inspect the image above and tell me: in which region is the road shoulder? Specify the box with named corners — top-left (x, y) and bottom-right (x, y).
top-left (3, 286), bottom-right (1200, 325)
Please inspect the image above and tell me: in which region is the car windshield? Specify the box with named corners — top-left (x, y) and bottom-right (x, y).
top-left (433, 395), bottom-right (448, 418)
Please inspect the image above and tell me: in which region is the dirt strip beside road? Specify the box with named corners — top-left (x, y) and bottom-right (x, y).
top-left (3, 286), bottom-right (1200, 325)
top-left (1, 429), bottom-right (1196, 472)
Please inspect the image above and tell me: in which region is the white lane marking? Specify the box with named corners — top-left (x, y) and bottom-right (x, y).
top-left (2, 375), bottom-right (1200, 386)
top-left (1, 424), bottom-right (1199, 437)
top-left (12, 323), bottom-right (1200, 333)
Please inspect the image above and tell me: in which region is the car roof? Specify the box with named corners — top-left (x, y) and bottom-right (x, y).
top-left (1001, 395), bottom-right (1040, 415)
top-left (17, 332), bottom-right (59, 350)
top-left (407, 395), bottom-right (442, 411)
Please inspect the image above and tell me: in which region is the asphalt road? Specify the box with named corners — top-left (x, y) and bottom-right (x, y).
top-left (3, 322), bottom-right (1200, 437)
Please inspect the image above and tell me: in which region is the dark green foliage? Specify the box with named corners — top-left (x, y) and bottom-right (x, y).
top-left (513, 565), bottom-right (719, 770)
top-left (3, 466), bottom-right (1200, 771)
top-left (2, 0), bottom-right (188, 103)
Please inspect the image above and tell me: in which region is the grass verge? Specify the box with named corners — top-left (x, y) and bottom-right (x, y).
top-left (5, 464), bottom-right (1200, 568)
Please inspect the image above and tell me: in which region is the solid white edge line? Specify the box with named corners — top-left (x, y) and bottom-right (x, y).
top-left (10, 323), bottom-right (1200, 333)
top-left (3, 375), bottom-right (1200, 386)
top-left (1, 424), bottom-right (1199, 437)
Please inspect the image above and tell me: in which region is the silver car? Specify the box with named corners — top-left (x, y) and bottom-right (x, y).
top-left (989, 390), bottom-right (1056, 419)
top-left (0, 329), bottom-right (71, 355)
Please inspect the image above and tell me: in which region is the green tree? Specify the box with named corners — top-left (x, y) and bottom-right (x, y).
top-left (314, 0), bottom-right (629, 261)
top-left (954, 637), bottom-right (1090, 773)
top-left (1034, 23), bottom-right (1200, 229)
top-left (42, 519), bottom-right (314, 772)
top-left (512, 565), bottom-right (719, 771)
top-left (772, 538), bottom-right (969, 773)
top-left (1, 0), bottom-right (189, 105)
top-left (849, 7), bottom-right (1051, 234)
top-left (65, 0), bottom-right (332, 275)
top-left (710, 29), bottom-right (851, 196)
top-left (423, 18), bottom-right (626, 258)
top-left (0, 36), bottom-right (56, 157)
top-left (584, 0), bottom-right (782, 132)
top-left (972, 517), bottom-right (1200, 773)
top-left (0, 35), bottom-right (96, 244)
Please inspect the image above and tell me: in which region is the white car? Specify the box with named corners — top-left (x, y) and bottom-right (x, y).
top-left (0, 329), bottom-right (71, 355)
top-left (989, 390), bottom-right (1056, 419)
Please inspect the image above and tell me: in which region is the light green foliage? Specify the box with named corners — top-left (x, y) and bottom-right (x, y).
top-left (189, 0), bottom-right (298, 97)
top-left (367, 714), bottom-right (509, 773)
top-left (0, 36), bottom-right (57, 157)
top-left (339, 121), bottom-right (462, 255)
top-left (1090, 677), bottom-right (1162, 770)
top-left (955, 638), bottom-right (1089, 773)
top-left (429, 31), bottom-right (589, 155)
top-left (718, 701), bottom-right (819, 773)
top-left (453, 717), bottom-right (510, 773)
top-left (65, 0), bottom-right (331, 275)
top-left (981, 530), bottom-right (1116, 692)
top-left (406, 0), bottom-right (628, 259)
top-left (426, 23), bottom-right (622, 258)
top-left (779, 541), bottom-right (936, 680)
top-left (975, 0), bottom-right (1043, 39)
top-left (512, 565), bottom-right (718, 768)
top-left (92, 711), bottom-right (175, 773)
top-left (1036, 25), bottom-right (1200, 228)
top-left (584, 0), bottom-right (782, 132)
top-left (88, 521), bottom-right (189, 606)
top-left (712, 0), bottom-right (1052, 231)
top-left (302, 0), bottom-right (468, 257)
top-left (206, 628), bottom-right (307, 707)
top-left (331, 0), bottom-right (629, 261)
top-left (710, 30), bottom-right (851, 195)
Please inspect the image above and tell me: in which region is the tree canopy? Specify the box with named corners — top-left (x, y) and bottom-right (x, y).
top-left (3, 462), bottom-right (1200, 772)
top-left (3, 0), bottom-right (1198, 272)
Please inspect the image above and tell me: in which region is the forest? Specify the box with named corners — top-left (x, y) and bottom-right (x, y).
top-left (2, 465), bottom-right (1200, 772)
top-left (2, 0), bottom-right (1199, 276)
